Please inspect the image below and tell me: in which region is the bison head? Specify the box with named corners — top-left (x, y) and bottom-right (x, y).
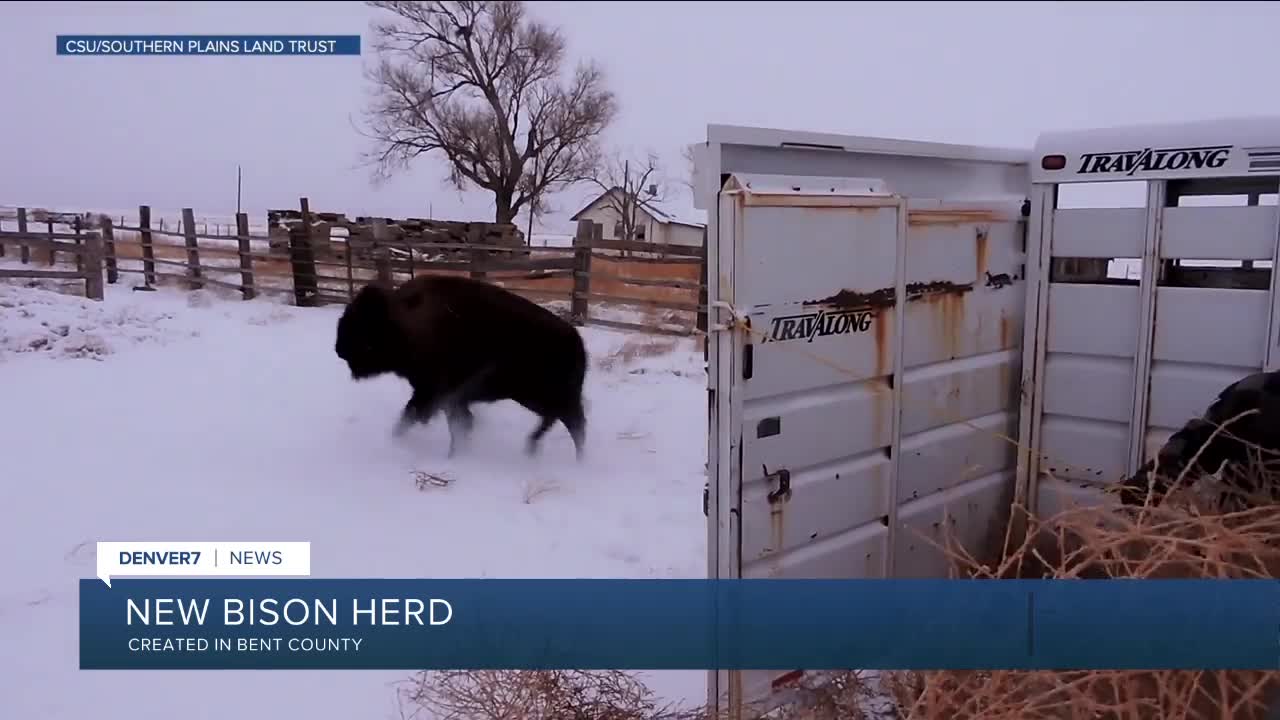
top-left (335, 283), bottom-right (403, 380)
top-left (1117, 418), bottom-right (1230, 507)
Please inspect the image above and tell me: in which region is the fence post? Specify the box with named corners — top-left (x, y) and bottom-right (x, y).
top-left (46, 218), bottom-right (56, 266)
top-left (181, 207), bottom-right (203, 290)
top-left (101, 216), bottom-right (119, 284)
top-left (235, 213), bottom-right (256, 300)
top-left (73, 216), bottom-right (84, 274)
top-left (17, 208), bottom-right (30, 264)
top-left (82, 231), bottom-right (105, 301)
top-left (570, 219), bottom-right (594, 326)
top-left (371, 218), bottom-right (393, 284)
top-left (139, 205), bottom-right (156, 288)
top-left (468, 225), bottom-right (487, 281)
top-left (289, 197), bottom-right (319, 307)
top-left (343, 228), bottom-right (356, 300)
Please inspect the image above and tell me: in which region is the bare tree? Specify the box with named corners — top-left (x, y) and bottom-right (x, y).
top-left (679, 143), bottom-right (698, 195)
top-left (582, 150), bottom-right (670, 243)
top-left (360, 1), bottom-right (617, 225)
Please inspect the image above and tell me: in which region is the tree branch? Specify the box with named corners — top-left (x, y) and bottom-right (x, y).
top-left (360, 0), bottom-right (615, 224)
top-left (579, 149), bottom-right (671, 241)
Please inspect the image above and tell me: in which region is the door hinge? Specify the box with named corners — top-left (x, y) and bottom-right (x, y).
top-left (764, 464), bottom-right (792, 504)
top-left (703, 482), bottom-right (710, 516)
top-left (742, 317), bottom-right (754, 380)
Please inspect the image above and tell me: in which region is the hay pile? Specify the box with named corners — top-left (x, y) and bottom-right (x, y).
top-left (394, 461), bottom-right (1280, 720)
top-left (875, 460), bottom-right (1280, 720)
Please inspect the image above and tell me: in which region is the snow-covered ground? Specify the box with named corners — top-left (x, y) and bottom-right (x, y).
top-left (0, 272), bottom-right (710, 719)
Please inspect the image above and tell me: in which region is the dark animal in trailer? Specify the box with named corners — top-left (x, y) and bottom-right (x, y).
top-left (1117, 370), bottom-right (1280, 510)
top-left (334, 275), bottom-right (589, 460)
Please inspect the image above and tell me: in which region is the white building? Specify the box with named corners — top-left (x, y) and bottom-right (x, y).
top-left (569, 187), bottom-right (707, 248)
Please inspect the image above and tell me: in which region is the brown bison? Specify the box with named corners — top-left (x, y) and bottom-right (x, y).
top-left (335, 275), bottom-right (588, 460)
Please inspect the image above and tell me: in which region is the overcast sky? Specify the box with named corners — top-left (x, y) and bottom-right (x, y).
top-left (3, 1), bottom-right (1280, 232)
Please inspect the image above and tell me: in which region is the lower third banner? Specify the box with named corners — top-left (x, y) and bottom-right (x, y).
top-left (79, 578), bottom-right (1280, 670)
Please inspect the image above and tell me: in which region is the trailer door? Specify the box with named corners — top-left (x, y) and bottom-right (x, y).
top-left (705, 170), bottom-right (1028, 716)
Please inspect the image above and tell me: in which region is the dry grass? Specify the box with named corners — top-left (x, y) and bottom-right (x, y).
top-left (595, 336), bottom-right (681, 372)
top-left (392, 457), bottom-right (1280, 720)
top-left (872, 456), bottom-right (1280, 720)
top-left (394, 669), bottom-right (701, 720)
top-left (392, 668), bottom-right (896, 720)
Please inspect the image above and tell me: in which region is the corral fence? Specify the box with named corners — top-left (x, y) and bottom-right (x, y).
top-left (0, 211), bottom-right (107, 300)
top-left (0, 199), bottom-right (709, 338)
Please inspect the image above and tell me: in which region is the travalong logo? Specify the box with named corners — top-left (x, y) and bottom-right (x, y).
top-left (1076, 145), bottom-right (1232, 176)
top-left (764, 308), bottom-right (874, 344)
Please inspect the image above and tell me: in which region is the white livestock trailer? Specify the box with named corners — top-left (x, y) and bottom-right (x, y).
top-left (691, 115), bottom-right (1280, 718)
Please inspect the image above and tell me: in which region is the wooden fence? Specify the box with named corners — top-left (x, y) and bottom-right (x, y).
top-left (0, 213), bottom-right (106, 300)
top-left (0, 199), bottom-right (709, 337)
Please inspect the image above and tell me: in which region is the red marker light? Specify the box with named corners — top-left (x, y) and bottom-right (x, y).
top-left (1041, 154), bottom-right (1067, 171)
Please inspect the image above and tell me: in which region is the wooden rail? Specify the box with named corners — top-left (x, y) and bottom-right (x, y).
top-left (0, 199), bottom-right (709, 337)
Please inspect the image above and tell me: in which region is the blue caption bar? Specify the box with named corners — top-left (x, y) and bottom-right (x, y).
top-left (56, 35), bottom-right (361, 56)
top-left (79, 579), bottom-right (1280, 670)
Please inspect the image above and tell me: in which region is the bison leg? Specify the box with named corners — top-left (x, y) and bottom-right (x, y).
top-left (526, 415), bottom-right (556, 456)
top-left (444, 402), bottom-right (475, 458)
top-left (562, 401), bottom-right (587, 461)
top-left (394, 390), bottom-right (440, 438)
top-left (524, 401), bottom-right (587, 461)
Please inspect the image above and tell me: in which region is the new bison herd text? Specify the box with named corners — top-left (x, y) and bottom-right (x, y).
top-left (334, 275), bottom-right (589, 461)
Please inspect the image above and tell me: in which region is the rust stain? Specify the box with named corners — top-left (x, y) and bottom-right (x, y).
top-left (907, 280), bottom-right (973, 302)
top-left (806, 286), bottom-right (896, 310)
top-left (975, 227), bottom-right (989, 278)
top-left (870, 377), bottom-right (892, 449)
top-left (943, 292), bottom-right (965, 360)
top-left (805, 280), bottom-right (973, 311)
top-left (908, 208), bottom-right (1008, 227)
top-left (769, 501), bottom-right (786, 569)
top-left (741, 193), bottom-right (897, 210)
top-left (984, 269), bottom-right (1015, 290)
top-left (920, 286), bottom-right (967, 361)
top-left (874, 307), bottom-right (891, 376)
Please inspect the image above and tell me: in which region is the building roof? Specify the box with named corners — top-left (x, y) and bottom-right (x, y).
top-left (570, 187), bottom-right (707, 228)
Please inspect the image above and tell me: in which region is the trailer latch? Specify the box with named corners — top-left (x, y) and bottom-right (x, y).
top-left (764, 465), bottom-right (792, 504)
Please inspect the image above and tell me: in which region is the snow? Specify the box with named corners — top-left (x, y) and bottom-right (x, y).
top-left (0, 274), bottom-right (710, 719)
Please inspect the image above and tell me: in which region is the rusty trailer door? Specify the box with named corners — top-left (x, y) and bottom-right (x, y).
top-left (698, 124), bottom-right (1030, 718)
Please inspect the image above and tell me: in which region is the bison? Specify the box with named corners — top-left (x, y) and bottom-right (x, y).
top-left (1117, 370), bottom-right (1280, 509)
top-left (334, 275), bottom-right (588, 461)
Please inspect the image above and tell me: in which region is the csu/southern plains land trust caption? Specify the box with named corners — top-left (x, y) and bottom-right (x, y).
top-left (124, 596), bottom-right (453, 654)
